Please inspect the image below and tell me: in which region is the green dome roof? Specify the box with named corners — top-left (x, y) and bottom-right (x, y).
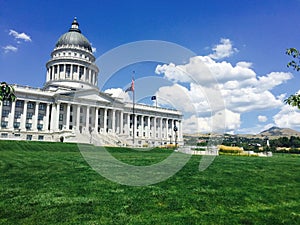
top-left (55, 18), bottom-right (92, 52)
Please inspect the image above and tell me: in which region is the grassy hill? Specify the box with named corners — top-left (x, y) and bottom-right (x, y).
top-left (0, 140), bottom-right (299, 225)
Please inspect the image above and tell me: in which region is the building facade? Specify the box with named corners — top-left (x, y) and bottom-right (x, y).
top-left (0, 18), bottom-right (183, 147)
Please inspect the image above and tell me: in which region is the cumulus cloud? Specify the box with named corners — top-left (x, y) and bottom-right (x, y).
top-left (2, 45), bottom-right (18, 53)
top-left (104, 88), bottom-right (131, 102)
top-left (258, 115), bottom-right (268, 123)
top-left (91, 43), bottom-right (96, 53)
top-left (208, 38), bottom-right (238, 60)
top-left (155, 38), bottom-right (292, 133)
top-left (182, 109), bottom-right (240, 134)
top-left (9, 29), bottom-right (31, 42)
top-left (273, 104), bottom-right (300, 129)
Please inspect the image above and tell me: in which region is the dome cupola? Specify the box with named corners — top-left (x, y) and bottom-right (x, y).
top-left (55, 18), bottom-right (92, 52)
top-left (45, 18), bottom-right (99, 91)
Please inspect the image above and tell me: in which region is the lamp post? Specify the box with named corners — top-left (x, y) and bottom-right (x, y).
top-left (173, 124), bottom-right (178, 148)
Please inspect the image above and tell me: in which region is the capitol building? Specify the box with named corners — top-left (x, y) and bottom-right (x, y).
top-left (0, 18), bottom-right (183, 147)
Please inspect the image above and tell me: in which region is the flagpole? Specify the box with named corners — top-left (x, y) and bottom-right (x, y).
top-left (132, 71), bottom-right (135, 146)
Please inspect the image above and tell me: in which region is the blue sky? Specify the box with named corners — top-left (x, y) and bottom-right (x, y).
top-left (1, 0), bottom-right (300, 134)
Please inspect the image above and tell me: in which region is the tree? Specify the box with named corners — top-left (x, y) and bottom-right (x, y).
top-left (0, 82), bottom-right (16, 104)
top-left (285, 48), bottom-right (300, 108)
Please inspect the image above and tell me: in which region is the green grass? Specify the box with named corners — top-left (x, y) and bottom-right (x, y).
top-left (0, 140), bottom-right (299, 225)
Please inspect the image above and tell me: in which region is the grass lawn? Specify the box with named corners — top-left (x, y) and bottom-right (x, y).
top-left (0, 140), bottom-right (299, 225)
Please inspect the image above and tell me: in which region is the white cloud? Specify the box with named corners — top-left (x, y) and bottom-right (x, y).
top-left (155, 38), bottom-right (293, 134)
top-left (273, 104), bottom-right (300, 129)
top-left (2, 45), bottom-right (18, 53)
top-left (182, 109), bottom-right (240, 134)
top-left (258, 115), bottom-right (268, 123)
top-left (9, 29), bottom-right (31, 42)
top-left (91, 43), bottom-right (96, 53)
top-left (256, 72), bottom-right (293, 91)
top-left (104, 88), bottom-right (131, 102)
top-left (208, 38), bottom-right (238, 60)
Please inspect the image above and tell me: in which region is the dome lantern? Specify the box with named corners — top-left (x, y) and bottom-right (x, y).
top-left (55, 18), bottom-right (92, 52)
top-left (69, 17), bottom-right (81, 33)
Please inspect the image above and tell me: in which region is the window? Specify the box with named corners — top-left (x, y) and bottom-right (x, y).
top-left (3, 100), bottom-right (10, 106)
top-left (60, 105), bottom-right (64, 111)
top-left (59, 114), bottom-right (63, 121)
top-left (1, 121), bottom-right (8, 128)
top-left (54, 65), bottom-right (58, 74)
top-left (39, 103), bottom-right (46, 111)
top-left (13, 122), bottom-right (20, 129)
top-left (15, 111), bottom-right (22, 119)
top-left (27, 112), bottom-right (33, 119)
top-left (26, 135), bottom-right (32, 140)
top-left (38, 135), bottom-right (44, 140)
top-left (73, 65), bottom-right (78, 73)
top-left (70, 106), bottom-right (73, 112)
top-left (59, 64), bottom-right (64, 72)
top-left (37, 124), bottom-right (43, 130)
top-left (2, 110), bottom-right (9, 117)
top-left (70, 115), bottom-right (73, 123)
top-left (79, 66), bottom-right (84, 79)
top-left (14, 133), bottom-right (21, 137)
top-left (26, 123), bottom-right (32, 129)
top-left (27, 102), bottom-right (34, 109)
top-left (59, 124), bottom-right (63, 130)
top-left (16, 100), bottom-right (23, 108)
top-left (1, 133), bottom-right (8, 138)
top-left (38, 114), bottom-right (44, 120)
top-left (66, 64), bottom-right (71, 77)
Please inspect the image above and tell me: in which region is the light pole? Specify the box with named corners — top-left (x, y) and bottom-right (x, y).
top-left (169, 134), bottom-right (172, 144)
top-left (173, 124), bottom-right (178, 148)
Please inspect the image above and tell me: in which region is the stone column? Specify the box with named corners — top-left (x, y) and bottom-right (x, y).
top-left (86, 106), bottom-right (90, 131)
top-left (66, 103), bottom-right (70, 130)
top-left (56, 103), bottom-right (60, 130)
top-left (32, 101), bottom-right (39, 131)
top-left (63, 64), bottom-right (66, 79)
top-left (94, 107), bottom-right (99, 132)
top-left (127, 113), bottom-right (130, 135)
top-left (8, 100), bottom-right (16, 129)
top-left (44, 103), bottom-right (50, 131)
top-left (112, 109), bottom-right (116, 133)
top-left (171, 119), bottom-right (174, 140)
top-left (83, 67), bottom-right (87, 81)
top-left (76, 105), bottom-right (81, 131)
top-left (154, 117), bottom-right (157, 139)
top-left (46, 68), bottom-right (50, 81)
top-left (70, 64), bottom-right (73, 80)
top-left (21, 100), bottom-right (28, 131)
top-left (50, 104), bottom-right (55, 131)
top-left (141, 115), bottom-right (144, 137)
top-left (89, 69), bottom-right (92, 83)
top-left (120, 111), bottom-right (123, 134)
top-left (147, 116), bottom-right (150, 138)
top-left (178, 120), bottom-right (182, 142)
top-left (104, 108), bottom-right (107, 133)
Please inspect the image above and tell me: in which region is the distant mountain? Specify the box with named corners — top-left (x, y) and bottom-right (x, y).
top-left (259, 126), bottom-right (300, 137)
